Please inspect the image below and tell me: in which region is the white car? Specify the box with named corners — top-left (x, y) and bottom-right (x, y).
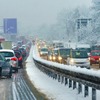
top-left (0, 49), bottom-right (18, 72)
top-left (39, 48), bottom-right (48, 56)
top-left (67, 50), bottom-right (90, 69)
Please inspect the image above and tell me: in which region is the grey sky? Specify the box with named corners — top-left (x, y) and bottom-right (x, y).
top-left (0, 0), bottom-right (92, 33)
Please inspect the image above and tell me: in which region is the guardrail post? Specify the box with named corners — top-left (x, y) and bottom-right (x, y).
top-left (78, 83), bottom-right (82, 94)
top-left (58, 74), bottom-right (60, 82)
top-left (48, 71), bottom-right (51, 77)
top-left (69, 79), bottom-right (72, 88)
top-left (65, 77), bottom-right (68, 85)
top-left (52, 72), bottom-right (55, 79)
top-left (84, 85), bottom-right (89, 97)
top-left (73, 81), bottom-right (76, 89)
top-left (50, 72), bottom-right (53, 78)
top-left (92, 88), bottom-right (96, 100)
top-left (61, 76), bottom-right (64, 84)
top-left (54, 74), bottom-right (57, 80)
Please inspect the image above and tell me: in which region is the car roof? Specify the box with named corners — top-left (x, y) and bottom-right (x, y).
top-left (0, 49), bottom-right (14, 53)
top-left (91, 50), bottom-right (100, 52)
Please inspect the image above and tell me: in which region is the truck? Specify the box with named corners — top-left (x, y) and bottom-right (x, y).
top-left (52, 40), bottom-right (64, 48)
top-left (76, 43), bottom-right (91, 55)
top-left (1, 41), bottom-right (12, 49)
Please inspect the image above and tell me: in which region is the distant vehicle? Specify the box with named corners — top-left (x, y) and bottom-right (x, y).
top-left (47, 50), bottom-right (56, 62)
top-left (17, 41), bottom-right (22, 48)
top-left (52, 40), bottom-right (64, 48)
top-left (22, 44), bottom-right (26, 49)
top-left (39, 48), bottom-right (48, 56)
top-left (0, 49), bottom-right (18, 73)
top-left (1, 41), bottom-right (12, 49)
top-left (14, 51), bottom-right (23, 68)
top-left (53, 48), bottom-right (71, 64)
top-left (0, 54), bottom-right (12, 78)
top-left (91, 44), bottom-right (100, 50)
top-left (18, 47), bottom-right (27, 58)
top-left (64, 42), bottom-right (76, 49)
top-left (89, 50), bottom-right (100, 65)
top-left (67, 50), bottom-right (90, 69)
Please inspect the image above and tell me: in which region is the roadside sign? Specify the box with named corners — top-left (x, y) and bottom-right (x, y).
top-left (3, 18), bottom-right (17, 34)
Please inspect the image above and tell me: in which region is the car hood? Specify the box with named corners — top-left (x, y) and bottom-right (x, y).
top-left (90, 56), bottom-right (100, 60)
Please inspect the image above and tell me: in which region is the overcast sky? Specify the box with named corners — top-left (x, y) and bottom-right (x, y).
top-left (0, 0), bottom-right (92, 33)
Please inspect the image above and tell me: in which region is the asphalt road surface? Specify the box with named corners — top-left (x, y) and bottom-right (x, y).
top-left (0, 69), bottom-right (36, 100)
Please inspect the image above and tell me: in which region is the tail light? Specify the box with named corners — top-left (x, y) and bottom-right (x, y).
top-left (10, 57), bottom-right (18, 67)
top-left (11, 57), bottom-right (17, 61)
top-left (18, 57), bottom-right (22, 61)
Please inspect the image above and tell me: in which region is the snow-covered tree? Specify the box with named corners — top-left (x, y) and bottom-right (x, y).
top-left (92, 0), bottom-right (100, 41)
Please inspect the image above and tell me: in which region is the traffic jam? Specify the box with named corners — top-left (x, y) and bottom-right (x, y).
top-left (0, 38), bottom-right (31, 78)
top-left (37, 40), bottom-right (100, 70)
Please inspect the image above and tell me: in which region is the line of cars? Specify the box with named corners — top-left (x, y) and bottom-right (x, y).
top-left (39, 47), bottom-right (90, 69)
top-left (39, 42), bottom-right (100, 69)
top-left (0, 42), bottom-right (31, 78)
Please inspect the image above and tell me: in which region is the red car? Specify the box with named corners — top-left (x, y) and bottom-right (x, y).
top-left (90, 50), bottom-right (100, 65)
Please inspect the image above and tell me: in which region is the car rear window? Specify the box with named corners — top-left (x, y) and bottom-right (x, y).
top-left (0, 52), bottom-right (14, 57)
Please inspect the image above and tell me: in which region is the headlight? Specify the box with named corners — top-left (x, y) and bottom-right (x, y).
top-left (40, 52), bottom-right (43, 55)
top-left (38, 46), bottom-right (40, 49)
top-left (70, 59), bottom-right (74, 64)
top-left (53, 56), bottom-right (56, 60)
top-left (99, 58), bottom-right (100, 61)
top-left (49, 56), bottom-right (52, 60)
top-left (58, 56), bottom-right (62, 60)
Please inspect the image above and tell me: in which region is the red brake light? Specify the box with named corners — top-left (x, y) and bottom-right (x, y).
top-left (11, 57), bottom-right (17, 61)
top-left (18, 57), bottom-right (22, 60)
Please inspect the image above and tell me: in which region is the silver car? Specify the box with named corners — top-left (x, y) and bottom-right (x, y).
top-left (67, 50), bottom-right (90, 69)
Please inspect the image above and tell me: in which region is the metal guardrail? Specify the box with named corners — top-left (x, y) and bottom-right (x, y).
top-left (33, 58), bottom-right (100, 100)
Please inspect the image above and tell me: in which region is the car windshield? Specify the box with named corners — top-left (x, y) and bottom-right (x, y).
top-left (71, 51), bottom-right (88, 58)
top-left (0, 52), bottom-right (14, 57)
top-left (41, 48), bottom-right (48, 52)
top-left (59, 49), bottom-right (70, 56)
top-left (91, 51), bottom-right (100, 56)
top-left (76, 48), bottom-right (91, 53)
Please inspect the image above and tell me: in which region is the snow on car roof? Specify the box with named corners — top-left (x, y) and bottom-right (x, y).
top-left (0, 49), bottom-right (14, 53)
